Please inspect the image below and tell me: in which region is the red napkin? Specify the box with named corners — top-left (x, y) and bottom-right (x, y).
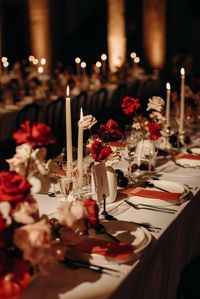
top-left (122, 187), bottom-right (182, 201)
top-left (174, 154), bottom-right (200, 160)
top-left (71, 237), bottom-right (134, 261)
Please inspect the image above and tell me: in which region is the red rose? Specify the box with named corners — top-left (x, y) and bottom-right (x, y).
top-left (0, 171), bottom-right (31, 203)
top-left (0, 213), bottom-right (7, 232)
top-left (89, 141), bottom-right (113, 162)
top-left (121, 97), bottom-right (141, 116)
top-left (0, 259), bottom-right (31, 299)
top-left (147, 122), bottom-right (161, 140)
top-left (84, 197), bottom-right (99, 225)
top-left (13, 120), bottom-right (56, 147)
top-left (98, 119), bottom-right (122, 141)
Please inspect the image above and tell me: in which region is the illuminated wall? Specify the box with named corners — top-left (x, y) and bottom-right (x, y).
top-left (107, 0), bottom-right (126, 73)
top-left (28, 0), bottom-right (52, 71)
top-left (143, 0), bottom-right (166, 70)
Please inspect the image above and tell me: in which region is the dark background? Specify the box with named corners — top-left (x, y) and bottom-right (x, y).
top-left (0, 0), bottom-right (200, 74)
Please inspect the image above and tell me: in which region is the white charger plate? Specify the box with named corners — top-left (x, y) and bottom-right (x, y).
top-left (68, 220), bottom-right (152, 265)
top-left (187, 147), bottom-right (200, 155)
top-left (131, 179), bottom-right (189, 206)
top-left (175, 158), bottom-right (200, 167)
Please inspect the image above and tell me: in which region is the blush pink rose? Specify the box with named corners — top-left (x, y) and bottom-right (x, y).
top-left (14, 218), bottom-right (52, 265)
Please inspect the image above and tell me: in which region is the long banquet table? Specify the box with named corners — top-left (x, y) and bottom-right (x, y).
top-left (20, 143), bottom-right (200, 299)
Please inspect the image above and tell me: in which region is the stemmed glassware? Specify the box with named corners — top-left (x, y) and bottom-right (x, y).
top-left (123, 125), bottom-right (143, 182)
top-left (136, 139), bottom-right (158, 179)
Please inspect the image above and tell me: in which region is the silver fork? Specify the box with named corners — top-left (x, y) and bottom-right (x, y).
top-left (124, 199), bottom-right (177, 213)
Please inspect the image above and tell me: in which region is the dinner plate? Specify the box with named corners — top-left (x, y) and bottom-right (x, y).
top-left (68, 220), bottom-right (152, 265)
top-left (149, 179), bottom-right (189, 200)
top-left (132, 179), bottom-right (189, 206)
top-left (187, 147), bottom-right (200, 155)
top-left (174, 157), bottom-right (200, 168)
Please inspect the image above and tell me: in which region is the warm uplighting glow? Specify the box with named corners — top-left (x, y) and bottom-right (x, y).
top-left (1, 57), bottom-right (7, 63)
top-left (38, 66), bottom-right (43, 73)
top-left (80, 62), bottom-right (86, 68)
top-left (96, 61), bottom-right (102, 68)
top-left (33, 58), bottom-right (39, 65)
top-left (3, 61), bottom-right (9, 68)
top-left (130, 52), bottom-right (137, 59)
top-left (40, 58), bottom-right (46, 65)
top-left (180, 68), bottom-right (185, 76)
top-left (143, 0), bottom-right (166, 69)
top-left (66, 85), bottom-right (70, 97)
top-left (28, 0), bottom-right (52, 71)
top-left (107, 0), bottom-right (126, 72)
top-left (101, 54), bottom-right (107, 61)
top-left (134, 57), bottom-right (140, 64)
top-left (75, 57), bottom-right (81, 64)
top-left (29, 55), bottom-right (34, 62)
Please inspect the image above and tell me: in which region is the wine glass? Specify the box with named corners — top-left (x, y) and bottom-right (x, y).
top-left (123, 126), bottom-right (142, 182)
top-left (136, 139), bottom-right (158, 179)
top-left (58, 177), bottom-right (73, 202)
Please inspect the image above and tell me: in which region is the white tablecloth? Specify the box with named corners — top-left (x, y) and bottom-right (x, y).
top-left (20, 158), bottom-right (200, 299)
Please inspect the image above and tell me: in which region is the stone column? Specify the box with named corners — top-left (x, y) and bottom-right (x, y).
top-left (28, 0), bottom-right (52, 71)
top-left (107, 0), bottom-right (126, 73)
top-left (143, 0), bottom-right (166, 70)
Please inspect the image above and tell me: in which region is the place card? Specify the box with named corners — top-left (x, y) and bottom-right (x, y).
top-left (92, 162), bottom-right (110, 203)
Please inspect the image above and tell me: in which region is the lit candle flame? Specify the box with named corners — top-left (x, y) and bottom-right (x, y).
top-left (96, 61), bottom-right (102, 68)
top-left (134, 57), bottom-right (140, 63)
top-left (80, 107), bottom-right (83, 121)
top-left (130, 52), bottom-right (137, 59)
top-left (166, 82), bottom-right (171, 90)
top-left (101, 54), bottom-right (107, 61)
top-left (180, 68), bottom-right (185, 76)
top-left (80, 62), bottom-right (86, 68)
top-left (66, 85), bottom-right (70, 97)
top-left (75, 57), bottom-right (81, 64)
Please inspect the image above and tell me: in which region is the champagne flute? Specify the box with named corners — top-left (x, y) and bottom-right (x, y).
top-left (58, 177), bottom-right (73, 202)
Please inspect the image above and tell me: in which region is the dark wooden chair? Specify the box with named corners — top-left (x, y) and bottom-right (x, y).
top-left (86, 88), bottom-right (108, 122)
top-left (44, 96), bottom-right (65, 154)
top-left (16, 102), bottom-right (41, 129)
top-left (108, 84), bottom-right (128, 124)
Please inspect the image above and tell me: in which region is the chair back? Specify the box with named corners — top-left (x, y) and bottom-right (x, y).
top-left (15, 102), bottom-right (40, 129)
top-left (87, 88), bottom-right (108, 122)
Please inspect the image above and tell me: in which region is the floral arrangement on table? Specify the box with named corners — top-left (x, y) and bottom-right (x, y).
top-left (121, 95), bottom-right (166, 141)
top-left (0, 120), bottom-right (100, 299)
top-left (85, 118), bottom-right (122, 167)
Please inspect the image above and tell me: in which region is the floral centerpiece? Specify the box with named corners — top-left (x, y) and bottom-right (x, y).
top-left (121, 96), bottom-right (165, 141)
top-left (0, 120), bottom-right (100, 299)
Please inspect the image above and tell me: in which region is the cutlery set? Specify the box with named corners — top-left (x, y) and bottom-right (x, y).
top-left (124, 199), bottom-right (177, 214)
top-left (62, 257), bottom-right (121, 277)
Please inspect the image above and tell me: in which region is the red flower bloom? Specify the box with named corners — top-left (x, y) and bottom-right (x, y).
top-left (121, 97), bottom-right (141, 116)
top-left (0, 213), bottom-right (7, 232)
top-left (84, 197), bottom-right (99, 225)
top-left (147, 122), bottom-right (161, 140)
top-left (0, 259), bottom-right (31, 299)
top-left (98, 119), bottom-right (122, 141)
top-left (89, 141), bottom-right (113, 162)
top-left (0, 171), bottom-right (31, 203)
top-left (13, 120), bottom-right (56, 147)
